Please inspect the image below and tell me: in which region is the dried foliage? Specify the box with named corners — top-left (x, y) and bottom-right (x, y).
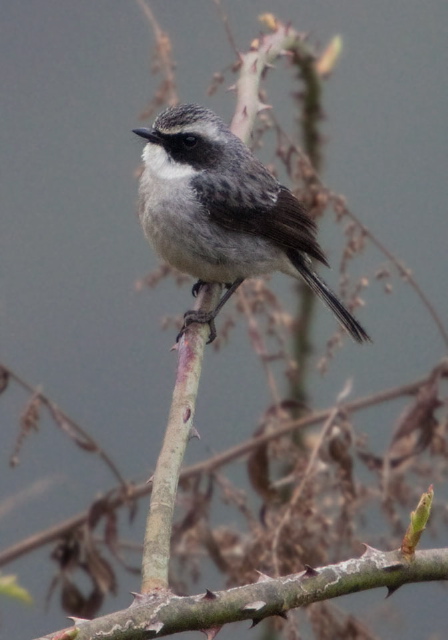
top-left (47, 527), bottom-right (117, 618)
top-left (166, 361), bottom-right (448, 585)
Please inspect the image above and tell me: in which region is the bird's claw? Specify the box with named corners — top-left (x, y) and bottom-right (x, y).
top-left (191, 280), bottom-right (206, 298)
top-left (176, 310), bottom-right (217, 344)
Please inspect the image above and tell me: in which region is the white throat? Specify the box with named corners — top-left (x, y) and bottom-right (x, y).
top-left (142, 144), bottom-right (198, 180)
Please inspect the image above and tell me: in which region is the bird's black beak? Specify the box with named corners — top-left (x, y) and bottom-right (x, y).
top-left (132, 128), bottom-right (162, 144)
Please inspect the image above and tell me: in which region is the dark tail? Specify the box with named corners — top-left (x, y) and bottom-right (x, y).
top-left (287, 250), bottom-right (371, 343)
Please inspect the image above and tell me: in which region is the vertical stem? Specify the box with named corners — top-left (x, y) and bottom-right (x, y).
top-left (141, 284), bottom-right (221, 592)
top-left (290, 47), bottom-right (324, 406)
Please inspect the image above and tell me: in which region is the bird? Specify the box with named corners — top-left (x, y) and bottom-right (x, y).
top-left (133, 103), bottom-right (370, 344)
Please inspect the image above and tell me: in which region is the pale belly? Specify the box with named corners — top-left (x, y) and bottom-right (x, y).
top-left (139, 186), bottom-right (285, 283)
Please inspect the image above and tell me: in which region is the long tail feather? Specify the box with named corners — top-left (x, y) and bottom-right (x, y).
top-left (286, 250), bottom-right (371, 343)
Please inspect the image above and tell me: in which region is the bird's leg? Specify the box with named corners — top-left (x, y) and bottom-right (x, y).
top-left (177, 278), bottom-right (244, 344)
top-left (191, 280), bottom-right (233, 297)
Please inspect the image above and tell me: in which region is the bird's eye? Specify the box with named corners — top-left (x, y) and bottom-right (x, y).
top-left (182, 135), bottom-right (198, 148)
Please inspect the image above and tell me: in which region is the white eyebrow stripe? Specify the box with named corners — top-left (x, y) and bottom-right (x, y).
top-left (157, 121), bottom-right (227, 143)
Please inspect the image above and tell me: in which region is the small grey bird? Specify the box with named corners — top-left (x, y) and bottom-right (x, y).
top-left (133, 104), bottom-right (370, 344)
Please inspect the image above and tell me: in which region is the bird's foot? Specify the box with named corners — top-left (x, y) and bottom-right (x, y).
top-left (176, 310), bottom-right (217, 344)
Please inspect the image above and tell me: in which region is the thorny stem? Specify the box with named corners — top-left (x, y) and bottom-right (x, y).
top-left (230, 22), bottom-right (315, 140)
top-left (32, 547), bottom-right (448, 640)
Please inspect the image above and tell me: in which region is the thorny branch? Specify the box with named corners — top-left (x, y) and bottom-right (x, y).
top-left (33, 546), bottom-right (448, 640)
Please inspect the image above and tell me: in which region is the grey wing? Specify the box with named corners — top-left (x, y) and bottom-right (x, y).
top-left (192, 172), bottom-right (328, 266)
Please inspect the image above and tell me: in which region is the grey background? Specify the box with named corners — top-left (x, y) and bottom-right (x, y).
top-left (1, 1), bottom-right (447, 638)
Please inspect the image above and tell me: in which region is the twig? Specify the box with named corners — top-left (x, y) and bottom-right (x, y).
top-left (334, 196), bottom-right (448, 349)
top-left (271, 380), bottom-right (354, 574)
top-left (136, 0), bottom-right (178, 116)
top-left (236, 282), bottom-right (283, 407)
top-left (0, 477), bottom-right (59, 519)
top-left (211, 0), bottom-right (240, 59)
top-left (0, 363), bottom-right (127, 487)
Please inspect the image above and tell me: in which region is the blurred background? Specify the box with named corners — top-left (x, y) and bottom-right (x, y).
top-left (1, 1), bottom-right (447, 638)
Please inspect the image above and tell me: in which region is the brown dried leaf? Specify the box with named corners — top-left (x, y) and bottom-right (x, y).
top-left (10, 392), bottom-right (42, 465)
top-left (84, 545), bottom-right (116, 596)
top-left (247, 440), bottom-right (277, 502)
top-left (60, 578), bottom-right (87, 617)
top-left (386, 372), bottom-right (442, 469)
